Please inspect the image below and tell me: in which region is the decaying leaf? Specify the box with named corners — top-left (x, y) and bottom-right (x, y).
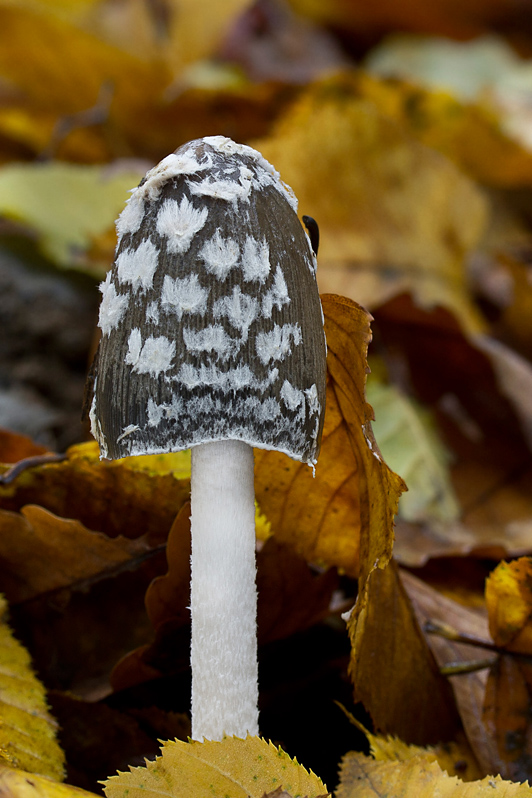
top-left (486, 558), bottom-right (532, 654)
top-left (347, 559), bottom-right (461, 744)
top-left (367, 378), bottom-right (460, 524)
top-left (0, 504), bottom-right (151, 603)
top-left (0, 595), bottom-right (65, 779)
top-left (256, 294), bottom-right (405, 577)
top-left (338, 751), bottom-right (532, 798)
top-left (103, 736), bottom-right (327, 798)
top-left (254, 78), bottom-right (487, 334)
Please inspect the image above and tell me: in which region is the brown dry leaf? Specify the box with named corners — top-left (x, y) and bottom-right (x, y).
top-left (103, 736), bottom-right (327, 798)
top-left (0, 441), bottom-right (190, 545)
top-left (401, 570), bottom-right (500, 776)
top-left (255, 294), bottom-right (405, 577)
top-left (374, 295), bottom-right (532, 566)
top-left (0, 429), bottom-right (49, 463)
top-left (486, 558), bottom-right (532, 654)
top-left (347, 559), bottom-right (461, 744)
top-left (0, 504), bottom-right (151, 603)
top-left (338, 751), bottom-right (532, 798)
top-left (483, 654), bottom-right (532, 782)
top-left (254, 77), bottom-right (488, 334)
top-left (0, 765), bottom-right (98, 798)
top-left (286, 0), bottom-right (522, 39)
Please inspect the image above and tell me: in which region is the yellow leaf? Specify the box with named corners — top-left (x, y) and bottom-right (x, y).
top-left (0, 162), bottom-right (145, 267)
top-left (0, 596), bottom-right (64, 780)
top-left (255, 294), bottom-right (405, 576)
top-left (103, 736), bottom-right (327, 798)
top-left (486, 558), bottom-right (532, 653)
top-left (338, 751), bottom-right (532, 798)
top-left (0, 764), bottom-right (98, 798)
top-left (253, 75), bottom-right (488, 335)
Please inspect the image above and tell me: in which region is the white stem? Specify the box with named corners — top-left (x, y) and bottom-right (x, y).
top-left (190, 439), bottom-right (259, 740)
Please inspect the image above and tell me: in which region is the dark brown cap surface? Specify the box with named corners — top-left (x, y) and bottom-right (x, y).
top-left (90, 136), bottom-right (326, 465)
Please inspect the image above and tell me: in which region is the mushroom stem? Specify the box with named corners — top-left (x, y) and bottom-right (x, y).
top-left (190, 439), bottom-right (259, 741)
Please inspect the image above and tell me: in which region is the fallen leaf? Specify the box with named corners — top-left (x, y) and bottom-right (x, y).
top-left (0, 504), bottom-right (151, 603)
top-left (483, 654), bottom-right (532, 782)
top-left (103, 736), bottom-right (327, 798)
top-left (338, 750), bottom-right (532, 798)
top-left (486, 558), bottom-right (532, 654)
top-left (0, 161), bottom-right (145, 268)
top-left (401, 569), bottom-right (500, 776)
top-left (0, 441), bottom-right (190, 545)
top-left (0, 429), bottom-right (49, 462)
top-left (255, 294), bottom-right (405, 577)
top-left (347, 559), bottom-right (461, 744)
top-left (0, 765), bottom-right (98, 798)
top-left (367, 378), bottom-right (460, 524)
top-left (0, 594), bottom-right (65, 779)
top-left (254, 76), bottom-right (488, 334)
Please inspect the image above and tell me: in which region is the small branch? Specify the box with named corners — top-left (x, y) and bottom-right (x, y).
top-left (0, 453), bottom-right (66, 485)
top-left (440, 659), bottom-right (496, 676)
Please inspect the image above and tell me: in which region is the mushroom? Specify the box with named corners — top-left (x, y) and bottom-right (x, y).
top-left (88, 136), bottom-right (326, 741)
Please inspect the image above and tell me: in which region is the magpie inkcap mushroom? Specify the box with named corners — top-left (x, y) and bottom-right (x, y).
top-left (88, 135), bottom-right (326, 741)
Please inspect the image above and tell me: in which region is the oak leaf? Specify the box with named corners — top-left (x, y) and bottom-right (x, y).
top-left (103, 737), bottom-right (327, 798)
top-left (0, 595), bottom-right (64, 780)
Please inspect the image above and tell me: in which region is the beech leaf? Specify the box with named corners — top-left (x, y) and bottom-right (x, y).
top-left (103, 737), bottom-right (327, 798)
top-left (338, 751), bottom-right (532, 798)
top-left (255, 294), bottom-right (405, 577)
top-left (0, 595), bottom-right (65, 780)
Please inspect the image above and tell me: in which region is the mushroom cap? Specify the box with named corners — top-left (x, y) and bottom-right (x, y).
top-left (90, 136), bottom-right (326, 465)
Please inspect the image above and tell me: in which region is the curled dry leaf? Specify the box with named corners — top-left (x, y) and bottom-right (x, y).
top-left (255, 294), bottom-right (405, 577)
top-left (0, 504), bottom-right (151, 604)
top-left (0, 595), bottom-right (65, 780)
top-left (103, 736), bottom-right (327, 798)
top-left (338, 751), bottom-right (532, 798)
top-left (486, 558), bottom-right (532, 654)
top-left (254, 78), bottom-right (487, 334)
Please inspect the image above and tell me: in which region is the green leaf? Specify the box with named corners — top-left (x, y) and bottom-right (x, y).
top-left (103, 736), bottom-right (327, 798)
top-left (367, 378), bottom-right (459, 524)
top-left (0, 161), bottom-right (144, 267)
top-left (0, 595), bottom-right (65, 780)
